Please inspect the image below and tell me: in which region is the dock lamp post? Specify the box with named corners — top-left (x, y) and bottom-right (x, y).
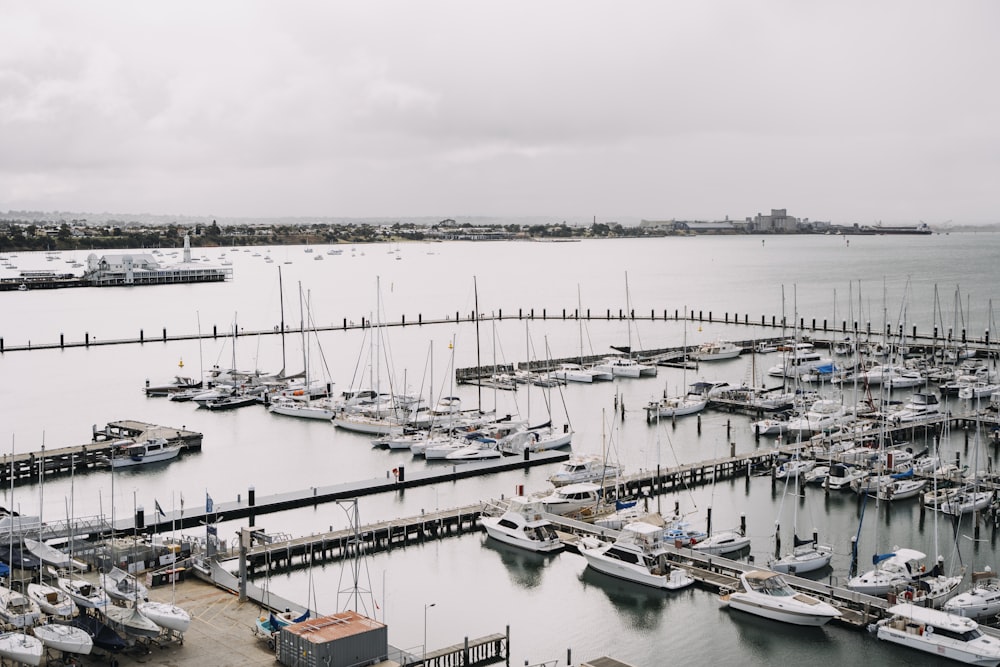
top-left (423, 602), bottom-right (436, 664)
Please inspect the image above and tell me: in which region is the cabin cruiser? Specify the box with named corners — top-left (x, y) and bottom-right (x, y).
top-left (891, 391), bottom-right (941, 423)
top-left (109, 438), bottom-right (182, 469)
top-left (767, 346), bottom-right (833, 378)
top-left (548, 455), bottom-right (622, 487)
top-left (481, 497), bottom-right (563, 553)
top-left (539, 483), bottom-right (603, 516)
top-left (693, 340), bottom-right (742, 361)
top-left (579, 521), bottom-right (695, 590)
top-left (720, 570), bottom-right (841, 626)
top-left (872, 603), bottom-right (1000, 665)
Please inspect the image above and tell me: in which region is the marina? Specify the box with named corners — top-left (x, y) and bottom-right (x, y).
top-left (5, 234), bottom-right (1000, 666)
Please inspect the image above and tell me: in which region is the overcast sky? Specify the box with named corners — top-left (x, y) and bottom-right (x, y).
top-left (1, 2), bottom-right (997, 224)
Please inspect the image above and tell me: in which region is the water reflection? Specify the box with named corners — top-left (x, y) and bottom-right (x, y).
top-left (724, 604), bottom-right (835, 658)
top-left (480, 536), bottom-right (555, 589)
top-left (577, 565), bottom-right (687, 630)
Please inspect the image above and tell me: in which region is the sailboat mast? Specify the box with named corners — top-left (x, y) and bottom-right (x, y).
top-left (474, 276), bottom-right (482, 411)
top-left (278, 265), bottom-right (287, 377)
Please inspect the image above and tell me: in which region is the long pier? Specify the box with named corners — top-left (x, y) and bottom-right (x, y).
top-left (1, 305), bottom-right (994, 357)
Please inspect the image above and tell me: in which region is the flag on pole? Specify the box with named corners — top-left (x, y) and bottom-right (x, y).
top-left (155, 499), bottom-right (165, 518)
top-left (180, 491), bottom-right (185, 510)
top-left (206, 491), bottom-right (214, 513)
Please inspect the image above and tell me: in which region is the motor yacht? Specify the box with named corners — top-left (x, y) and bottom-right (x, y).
top-left (872, 603), bottom-right (1000, 664)
top-left (481, 497), bottom-right (563, 553)
top-left (720, 570), bottom-right (841, 626)
top-left (579, 521), bottom-right (695, 590)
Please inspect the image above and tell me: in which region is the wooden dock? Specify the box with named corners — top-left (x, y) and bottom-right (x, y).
top-left (0, 420), bottom-right (202, 485)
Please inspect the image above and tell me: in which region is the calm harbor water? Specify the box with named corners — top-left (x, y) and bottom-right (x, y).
top-left (2, 233), bottom-right (999, 665)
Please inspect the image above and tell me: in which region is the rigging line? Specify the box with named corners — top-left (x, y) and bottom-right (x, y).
top-left (654, 418), bottom-right (700, 513)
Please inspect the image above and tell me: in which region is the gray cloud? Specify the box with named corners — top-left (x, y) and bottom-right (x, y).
top-left (0, 0), bottom-right (997, 222)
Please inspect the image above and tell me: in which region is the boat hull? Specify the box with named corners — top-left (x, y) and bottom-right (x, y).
top-left (725, 594), bottom-right (838, 626)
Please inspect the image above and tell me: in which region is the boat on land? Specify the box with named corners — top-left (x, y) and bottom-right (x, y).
top-left (56, 572), bottom-right (109, 609)
top-left (68, 614), bottom-right (127, 654)
top-left (720, 570), bottom-right (841, 626)
top-left (0, 586), bottom-right (41, 628)
top-left (579, 521), bottom-right (695, 590)
top-left (871, 602), bottom-right (1000, 665)
top-left (139, 601), bottom-right (192, 633)
top-left (101, 566), bottom-right (149, 603)
top-left (0, 632), bottom-right (43, 666)
top-left (102, 603), bottom-right (162, 638)
top-left (26, 582), bottom-right (76, 618)
top-left (32, 622), bottom-right (93, 655)
top-left (481, 497), bottom-right (563, 553)
top-left (110, 437), bottom-right (183, 468)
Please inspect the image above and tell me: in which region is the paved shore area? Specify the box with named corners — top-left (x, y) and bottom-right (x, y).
top-left (93, 577), bottom-right (281, 666)
top-left (61, 576), bottom-right (397, 667)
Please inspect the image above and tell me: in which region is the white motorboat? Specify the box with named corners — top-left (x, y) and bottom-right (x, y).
top-left (0, 632), bottom-right (43, 666)
top-left (110, 437), bottom-right (182, 468)
top-left (579, 521), bottom-right (695, 590)
top-left (720, 570), bottom-right (841, 626)
top-left (592, 356), bottom-right (657, 378)
top-left (101, 566), bottom-right (149, 603)
top-left (31, 623), bottom-right (93, 655)
top-left (547, 455), bottom-right (622, 487)
top-left (693, 340), bottom-right (742, 361)
top-left (481, 497), bottom-right (563, 553)
top-left (872, 603), bottom-right (1000, 665)
top-left (445, 438), bottom-right (503, 460)
top-left (139, 601), bottom-right (191, 633)
top-left (769, 537), bottom-right (834, 575)
top-left (57, 574), bottom-right (109, 609)
top-left (26, 583), bottom-right (76, 618)
top-left (267, 396), bottom-right (337, 420)
top-left (944, 570), bottom-right (1000, 619)
top-left (847, 548), bottom-right (932, 596)
top-left (0, 586), bottom-right (41, 628)
top-left (892, 391), bottom-right (941, 423)
top-left (691, 529), bottom-right (752, 556)
top-left (767, 347), bottom-right (834, 378)
top-left (539, 482), bottom-right (603, 517)
top-left (784, 399), bottom-right (853, 437)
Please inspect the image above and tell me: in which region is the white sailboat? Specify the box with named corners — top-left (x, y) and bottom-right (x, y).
top-left (31, 622), bottom-right (93, 655)
top-left (26, 444), bottom-right (77, 619)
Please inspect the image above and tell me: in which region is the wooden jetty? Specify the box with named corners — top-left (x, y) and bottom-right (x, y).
top-left (0, 420), bottom-right (202, 485)
top-left (128, 450), bottom-right (570, 535)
